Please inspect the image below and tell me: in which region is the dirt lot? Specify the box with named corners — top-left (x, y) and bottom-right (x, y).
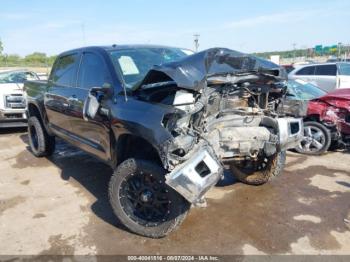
top-left (1, 128), bottom-right (350, 255)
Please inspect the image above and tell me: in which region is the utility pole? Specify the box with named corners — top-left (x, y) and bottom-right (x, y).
top-left (293, 43), bottom-right (297, 63)
top-left (193, 34), bottom-right (200, 52)
top-left (338, 42), bottom-right (342, 60)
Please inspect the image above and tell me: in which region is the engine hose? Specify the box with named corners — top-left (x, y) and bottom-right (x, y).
top-left (186, 94), bottom-right (207, 114)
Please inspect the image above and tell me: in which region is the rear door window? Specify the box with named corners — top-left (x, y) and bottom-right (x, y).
top-left (295, 66), bottom-right (316, 76)
top-left (314, 64), bottom-right (337, 76)
top-left (50, 54), bottom-right (79, 87)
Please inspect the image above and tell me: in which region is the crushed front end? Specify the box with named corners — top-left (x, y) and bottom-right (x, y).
top-left (136, 48), bottom-right (303, 203)
top-left (308, 91), bottom-right (350, 146)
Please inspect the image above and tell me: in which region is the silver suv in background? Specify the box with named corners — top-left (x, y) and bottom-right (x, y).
top-left (288, 62), bottom-right (350, 92)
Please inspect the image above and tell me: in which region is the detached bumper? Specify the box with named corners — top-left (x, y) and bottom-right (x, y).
top-left (165, 147), bottom-right (223, 204)
top-left (277, 117), bottom-right (303, 150)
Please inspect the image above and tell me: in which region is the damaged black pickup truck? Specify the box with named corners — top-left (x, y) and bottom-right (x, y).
top-left (25, 45), bottom-right (303, 238)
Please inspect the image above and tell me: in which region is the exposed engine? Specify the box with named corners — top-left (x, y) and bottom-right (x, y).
top-left (135, 48), bottom-right (303, 203)
top-left (165, 75), bottom-right (286, 168)
top-left (137, 71), bottom-right (295, 171)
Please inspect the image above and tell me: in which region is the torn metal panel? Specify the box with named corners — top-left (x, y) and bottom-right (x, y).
top-left (277, 117), bottom-right (304, 150)
top-left (282, 99), bottom-right (309, 117)
top-left (165, 145), bottom-right (223, 204)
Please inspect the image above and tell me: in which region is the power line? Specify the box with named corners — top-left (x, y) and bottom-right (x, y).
top-left (292, 43), bottom-right (297, 62)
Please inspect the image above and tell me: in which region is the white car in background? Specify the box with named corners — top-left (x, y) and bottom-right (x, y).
top-left (0, 70), bottom-right (39, 128)
top-left (288, 62), bottom-right (350, 92)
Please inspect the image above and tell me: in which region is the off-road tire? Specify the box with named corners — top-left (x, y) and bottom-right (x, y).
top-left (108, 158), bottom-right (190, 238)
top-left (295, 121), bottom-right (331, 155)
top-left (28, 116), bottom-right (55, 157)
top-left (231, 151), bottom-right (287, 186)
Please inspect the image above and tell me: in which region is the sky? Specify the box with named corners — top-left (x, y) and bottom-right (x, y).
top-left (0, 0), bottom-right (349, 56)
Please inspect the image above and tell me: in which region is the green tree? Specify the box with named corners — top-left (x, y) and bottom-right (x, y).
top-left (0, 38), bottom-right (3, 55)
top-left (24, 52), bottom-right (47, 65)
top-left (6, 54), bottom-right (21, 65)
top-left (47, 55), bottom-right (57, 66)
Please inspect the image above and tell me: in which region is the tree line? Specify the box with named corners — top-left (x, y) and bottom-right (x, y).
top-left (254, 46), bottom-right (349, 59)
top-left (0, 38), bottom-right (348, 67)
top-left (0, 39), bottom-right (56, 67)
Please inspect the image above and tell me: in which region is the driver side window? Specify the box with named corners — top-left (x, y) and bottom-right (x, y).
top-left (77, 52), bottom-right (112, 90)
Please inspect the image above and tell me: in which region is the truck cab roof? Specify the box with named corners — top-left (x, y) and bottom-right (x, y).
top-left (58, 44), bottom-right (194, 57)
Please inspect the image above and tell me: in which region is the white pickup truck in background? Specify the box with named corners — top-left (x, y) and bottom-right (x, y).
top-left (0, 70), bottom-right (39, 128)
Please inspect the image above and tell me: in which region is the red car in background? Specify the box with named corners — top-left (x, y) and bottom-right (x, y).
top-left (282, 64), bottom-right (295, 74)
top-left (283, 80), bottom-right (350, 154)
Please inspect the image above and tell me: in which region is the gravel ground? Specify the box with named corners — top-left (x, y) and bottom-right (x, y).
top-left (0, 128), bottom-right (350, 255)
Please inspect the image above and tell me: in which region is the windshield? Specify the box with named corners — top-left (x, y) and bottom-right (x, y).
top-left (0, 71), bottom-right (39, 84)
top-left (338, 63), bottom-right (350, 76)
top-left (109, 47), bottom-right (191, 89)
top-left (287, 79), bottom-right (326, 100)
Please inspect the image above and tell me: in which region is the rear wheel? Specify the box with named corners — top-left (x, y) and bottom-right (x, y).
top-left (295, 121), bottom-right (331, 155)
top-left (231, 151), bottom-right (286, 185)
top-left (109, 158), bottom-right (190, 238)
top-left (28, 116), bottom-right (55, 157)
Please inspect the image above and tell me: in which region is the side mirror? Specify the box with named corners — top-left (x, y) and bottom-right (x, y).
top-left (89, 85), bottom-right (110, 102)
top-left (83, 93), bottom-right (100, 121)
top-left (83, 86), bottom-right (110, 121)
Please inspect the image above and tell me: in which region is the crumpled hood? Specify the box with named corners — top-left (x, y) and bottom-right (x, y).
top-left (317, 88), bottom-right (350, 111)
top-left (138, 48), bottom-right (287, 92)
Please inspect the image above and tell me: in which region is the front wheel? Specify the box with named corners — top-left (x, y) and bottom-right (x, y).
top-left (108, 158), bottom-right (190, 238)
top-left (295, 121), bottom-right (331, 155)
top-left (231, 151), bottom-right (287, 185)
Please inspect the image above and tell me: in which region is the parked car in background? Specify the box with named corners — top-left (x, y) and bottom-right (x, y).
top-left (282, 79), bottom-right (350, 154)
top-left (0, 70), bottom-right (39, 128)
top-left (288, 62), bottom-right (350, 92)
